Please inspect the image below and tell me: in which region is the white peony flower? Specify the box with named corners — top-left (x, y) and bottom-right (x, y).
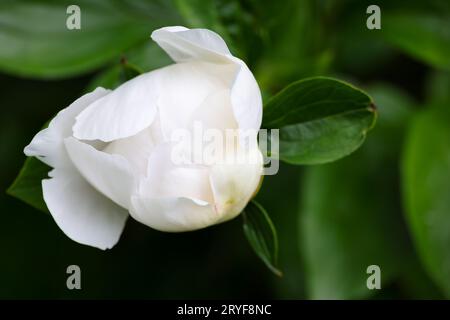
top-left (24, 26), bottom-right (263, 250)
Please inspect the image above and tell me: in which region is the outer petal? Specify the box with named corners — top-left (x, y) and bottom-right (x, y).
top-left (73, 61), bottom-right (236, 143)
top-left (209, 147), bottom-right (263, 222)
top-left (151, 26), bottom-right (231, 63)
top-left (43, 167), bottom-right (128, 250)
top-left (129, 143), bottom-right (218, 232)
top-left (24, 88), bottom-right (110, 167)
top-left (229, 58), bottom-right (263, 131)
top-left (151, 26), bottom-right (262, 132)
top-left (130, 196), bottom-right (216, 232)
top-left (64, 137), bottom-right (137, 209)
top-left (142, 143), bottom-right (214, 202)
top-left (73, 71), bottom-right (162, 142)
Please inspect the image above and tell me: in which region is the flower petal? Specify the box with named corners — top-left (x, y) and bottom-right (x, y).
top-left (64, 137), bottom-right (137, 209)
top-left (130, 196), bottom-right (216, 232)
top-left (188, 89), bottom-right (238, 131)
top-left (209, 147), bottom-right (263, 222)
top-left (142, 143), bottom-right (214, 202)
top-left (102, 120), bottom-right (163, 175)
top-left (151, 26), bottom-right (262, 133)
top-left (151, 26), bottom-right (231, 63)
top-left (24, 88), bottom-right (110, 167)
top-left (129, 143), bottom-right (219, 232)
top-left (73, 72), bottom-right (162, 142)
top-left (229, 58), bottom-right (263, 131)
top-left (43, 167), bottom-right (128, 250)
top-left (156, 61), bottom-right (235, 139)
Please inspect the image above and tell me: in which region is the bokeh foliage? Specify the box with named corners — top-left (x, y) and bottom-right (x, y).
top-left (0, 0), bottom-right (449, 299)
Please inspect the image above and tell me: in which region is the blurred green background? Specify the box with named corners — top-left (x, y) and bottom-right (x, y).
top-left (0, 0), bottom-right (449, 299)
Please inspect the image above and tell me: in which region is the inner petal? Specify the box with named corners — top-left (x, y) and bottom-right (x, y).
top-left (139, 143), bottom-right (214, 204)
top-left (101, 114), bottom-right (165, 175)
top-left (157, 61), bottom-right (236, 138)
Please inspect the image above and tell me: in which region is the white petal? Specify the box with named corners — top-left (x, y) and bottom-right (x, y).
top-left (73, 71), bottom-right (162, 142)
top-left (142, 143), bottom-right (214, 202)
top-left (209, 147), bottom-right (263, 222)
top-left (156, 61), bottom-right (236, 138)
top-left (130, 196), bottom-right (216, 232)
top-left (151, 26), bottom-right (231, 63)
top-left (24, 88), bottom-right (110, 167)
top-left (64, 137), bottom-right (137, 209)
top-left (151, 26), bottom-right (262, 133)
top-left (43, 167), bottom-right (128, 250)
top-left (102, 119), bottom-right (163, 175)
top-left (130, 145), bottom-right (263, 232)
top-left (129, 143), bottom-right (218, 232)
top-left (229, 58), bottom-right (263, 132)
top-left (188, 89), bottom-right (238, 131)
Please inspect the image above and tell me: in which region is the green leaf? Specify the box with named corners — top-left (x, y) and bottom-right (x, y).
top-left (0, 0), bottom-right (181, 78)
top-left (383, 10), bottom-right (450, 70)
top-left (301, 85), bottom-right (417, 299)
top-left (262, 77), bottom-right (377, 165)
top-left (85, 41), bottom-right (172, 91)
top-left (402, 106), bottom-right (450, 297)
top-left (86, 66), bottom-right (122, 92)
top-left (242, 200), bottom-right (282, 276)
top-left (119, 57), bottom-right (144, 83)
top-left (121, 40), bottom-right (172, 72)
top-left (7, 157), bottom-right (50, 213)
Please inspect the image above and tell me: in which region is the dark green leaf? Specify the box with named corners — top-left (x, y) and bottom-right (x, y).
top-left (85, 41), bottom-right (172, 91)
top-left (402, 106), bottom-right (450, 297)
top-left (262, 77), bottom-right (376, 165)
top-left (383, 10), bottom-right (450, 70)
top-left (122, 40), bottom-right (172, 72)
top-left (7, 157), bottom-right (50, 213)
top-left (0, 0), bottom-right (180, 78)
top-left (243, 200), bottom-right (281, 276)
top-left (119, 57), bottom-right (143, 83)
top-left (301, 85), bottom-right (419, 299)
top-left (86, 66), bottom-right (122, 92)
